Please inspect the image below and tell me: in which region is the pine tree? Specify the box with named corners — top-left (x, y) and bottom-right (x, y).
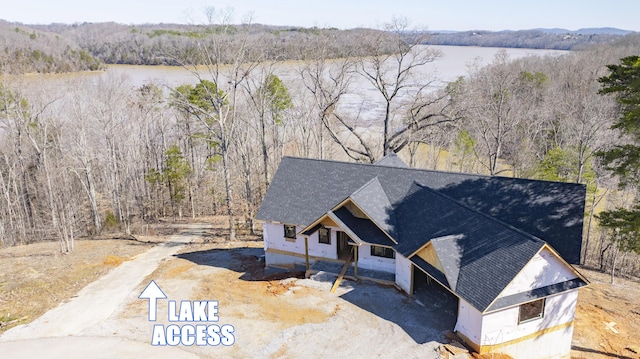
top-left (596, 56), bottom-right (640, 281)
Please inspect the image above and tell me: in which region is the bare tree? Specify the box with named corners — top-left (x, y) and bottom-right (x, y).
top-left (545, 52), bottom-right (618, 183)
top-left (458, 51), bottom-right (528, 175)
top-left (171, 8), bottom-right (262, 240)
top-left (242, 67), bottom-right (293, 191)
top-left (355, 17), bottom-right (448, 157)
top-left (300, 34), bottom-right (357, 160)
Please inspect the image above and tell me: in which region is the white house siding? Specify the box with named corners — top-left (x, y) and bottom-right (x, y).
top-left (498, 247), bottom-right (578, 298)
top-left (489, 325), bottom-right (574, 359)
top-left (454, 299), bottom-right (484, 347)
top-left (308, 226), bottom-right (339, 260)
top-left (356, 243), bottom-right (396, 273)
top-left (263, 222), bottom-right (305, 267)
top-left (480, 290), bottom-right (578, 359)
top-left (263, 222), bottom-right (340, 267)
top-left (395, 254), bottom-right (413, 294)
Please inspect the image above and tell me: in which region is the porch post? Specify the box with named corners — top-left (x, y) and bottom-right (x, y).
top-left (304, 236), bottom-right (310, 271)
top-left (354, 245), bottom-right (358, 279)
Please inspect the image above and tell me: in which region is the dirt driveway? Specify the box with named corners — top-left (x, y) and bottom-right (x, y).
top-left (0, 223), bottom-right (462, 358)
top-left (0, 225), bottom-right (207, 358)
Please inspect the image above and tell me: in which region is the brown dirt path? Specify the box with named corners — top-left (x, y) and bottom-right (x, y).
top-left (0, 225), bottom-right (205, 341)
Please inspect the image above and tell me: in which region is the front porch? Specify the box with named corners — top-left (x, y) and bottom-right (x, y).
top-left (307, 259), bottom-right (396, 286)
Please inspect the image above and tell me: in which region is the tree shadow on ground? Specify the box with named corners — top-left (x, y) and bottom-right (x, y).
top-left (175, 247), bottom-right (305, 281)
top-left (337, 279), bottom-right (458, 344)
top-left (572, 345), bottom-right (634, 359)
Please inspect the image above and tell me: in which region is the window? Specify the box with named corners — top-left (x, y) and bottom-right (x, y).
top-left (318, 227), bottom-right (330, 244)
top-left (284, 224), bottom-right (297, 240)
top-left (370, 245), bottom-right (395, 259)
top-left (518, 298), bottom-right (545, 324)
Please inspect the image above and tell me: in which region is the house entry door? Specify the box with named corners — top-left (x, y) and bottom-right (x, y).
top-left (336, 231), bottom-right (352, 259)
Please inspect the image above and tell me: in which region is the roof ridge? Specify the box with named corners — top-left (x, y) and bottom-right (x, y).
top-left (281, 156), bottom-right (586, 188)
top-left (408, 181), bottom-right (547, 245)
top-left (349, 176), bottom-right (381, 197)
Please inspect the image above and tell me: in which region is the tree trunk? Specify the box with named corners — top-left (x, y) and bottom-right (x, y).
top-left (383, 102), bottom-right (391, 156)
top-left (582, 183), bottom-right (605, 265)
top-left (86, 166), bottom-right (102, 234)
top-left (610, 244), bottom-right (619, 284)
top-left (260, 114), bottom-right (270, 190)
top-left (221, 143), bottom-right (236, 241)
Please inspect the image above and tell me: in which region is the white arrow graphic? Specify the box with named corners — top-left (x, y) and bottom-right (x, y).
top-left (138, 280), bottom-right (167, 321)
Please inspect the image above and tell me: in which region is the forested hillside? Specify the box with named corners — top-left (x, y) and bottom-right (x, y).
top-left (422, 29), bottom-right (628, 50)
top-left (0, 21), bottom-right (102, 73)
top-left (1, 16), bottom-right (639, 279)
top-left (1, 19), bottom-right (632, 74)
top-left (1, 20), bottom-right (394, 72)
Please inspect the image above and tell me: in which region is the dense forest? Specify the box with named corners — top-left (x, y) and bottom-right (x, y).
top-left (1, 15), bottom-right (639, 280)
top-left (1, 20), bottom-right (395, 73)
top-left (422, 28), bottom-right (630, 50)
top-left (0, 19), bottom-right (632, 74)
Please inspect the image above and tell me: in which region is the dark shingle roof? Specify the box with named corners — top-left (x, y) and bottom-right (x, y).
top-left (486, 278), bottom-right (587, 312)
top-left (349, 177), bottom-right (395, 235)
top-left (257, 156), bottom-right (587, 312)
top-left (257, 156), bottom-right (586, 264)
top-left (332, 207), bottom-right (394, 246)
top-left (430, 235), bottom-right (464, 291)
top-left (394, 183), bottom-right (545, 311)
top-left (374, 153), bottom-right (409, 168)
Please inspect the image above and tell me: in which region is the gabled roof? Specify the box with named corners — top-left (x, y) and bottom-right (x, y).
top-left (395, 183), bottom-right (546, 311)
top-left (373, 153), bottom-right (409, 168)
top-left (256, 156), bottom-right (586, 264)
top-left (430, 236), bottom-right (464, 291)
top-left (331, 207), bottom-right (394, 246)
top-left (257, 156), bottom-right (588, 312)
top-left (348, 177), bottom-right (395, 235)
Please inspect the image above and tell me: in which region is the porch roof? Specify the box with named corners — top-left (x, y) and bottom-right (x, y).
top-left (332, 207), bottom-right (394, 247)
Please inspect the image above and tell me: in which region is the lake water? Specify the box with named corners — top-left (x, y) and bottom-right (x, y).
top-left (22, 45), bottom-right (567, 123)
top-left (106, 45), bottom-right (566, 122)
top-left (102, 45), bottom-right (566, 87)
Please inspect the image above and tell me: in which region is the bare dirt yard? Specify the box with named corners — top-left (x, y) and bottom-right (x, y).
top-left (1, 218), bottom-right (639, 358)
top-left (571, 267), bottom-right (640, 359)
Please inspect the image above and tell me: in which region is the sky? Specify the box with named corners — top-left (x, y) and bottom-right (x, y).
top-left (2, 0), bottom-right (639, 32)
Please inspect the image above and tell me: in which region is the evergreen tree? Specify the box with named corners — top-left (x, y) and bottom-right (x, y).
top-left (597, 56), bottom-right (640, 188)
top-left (596, 56), bottom-right (640, 280)
top-left (145, 145), bottom-right (192, 220)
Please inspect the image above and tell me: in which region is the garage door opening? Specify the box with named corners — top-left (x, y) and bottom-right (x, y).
top-left (412, 265), bottom-right (458, 324)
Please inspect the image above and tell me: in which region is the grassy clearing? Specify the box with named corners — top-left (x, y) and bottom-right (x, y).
top-left (0, 239), bottom-right (152, 334)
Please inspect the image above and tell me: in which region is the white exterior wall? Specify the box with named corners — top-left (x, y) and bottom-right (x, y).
top-left (454, 299), bottom-right (484, 346)
top-left (481, 290), bottom-right (578, 346)
top-left (263, 222), bottom-right (340, 267)
top-left (498, 248), bottom-right (578, 298)
top-left (489, 323), bottom-right (574, 359)
top-left (264, 222), bottom-right (305, 267)
top-left (264, 222), bottom-right (305, 253)
top-left (453, 247), bottom-right (581, 358)
top-left (455, 291), bottom-right (577, 359)
top-left (395, 254), bottom-right (413, 293)
top-left (357, 243), bottom-right (396, 273)
top-left (308, 226), bottom-right (339, 260)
